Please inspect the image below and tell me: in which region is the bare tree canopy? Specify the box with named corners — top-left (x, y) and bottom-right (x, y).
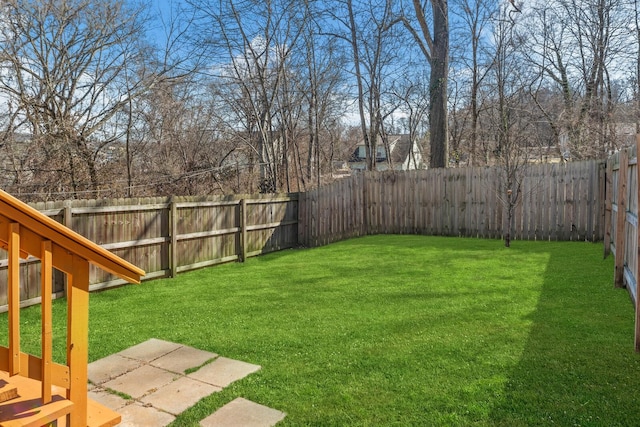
top-left (0, 0), bottom-right (638, 200)
top-left (0, 0), bottom-right (150, 193)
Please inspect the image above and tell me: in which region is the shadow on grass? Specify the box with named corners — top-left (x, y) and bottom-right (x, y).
top-left (489, 243), bottom-right (640, 426)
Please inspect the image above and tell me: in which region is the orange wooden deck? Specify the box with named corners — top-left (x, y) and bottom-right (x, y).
top-left (0, 189), bottom-right (144, 426)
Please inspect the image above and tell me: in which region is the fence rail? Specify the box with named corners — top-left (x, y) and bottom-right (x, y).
top-left (0, 194), bottom-right (298, 310)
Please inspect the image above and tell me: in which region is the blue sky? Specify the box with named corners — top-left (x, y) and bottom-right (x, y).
top-left (145, 0), bottom-right (185, 45)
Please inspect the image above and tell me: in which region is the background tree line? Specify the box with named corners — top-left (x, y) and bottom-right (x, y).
top-left (0, 0), bottom-right (638, 201)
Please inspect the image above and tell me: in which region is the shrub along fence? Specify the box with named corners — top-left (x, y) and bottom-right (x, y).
top-left (604, 136), bottom-right (640, 351)
top-left (1, 159), bottom-right (604, 311)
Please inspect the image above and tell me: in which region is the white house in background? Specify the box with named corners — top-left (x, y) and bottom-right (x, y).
top-left (348, 134), bottom-right (425, 171)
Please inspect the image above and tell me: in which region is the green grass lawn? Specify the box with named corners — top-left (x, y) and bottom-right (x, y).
top-left (3, 235), bottom-right (640, 426)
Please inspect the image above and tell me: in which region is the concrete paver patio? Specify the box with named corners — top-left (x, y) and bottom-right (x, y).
top-left (200, 398), bottom-right (287, 427)
top-left (88, 338), bottom-right (285, 426)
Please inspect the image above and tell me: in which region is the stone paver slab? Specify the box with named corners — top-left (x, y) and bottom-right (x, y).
top-left (88, 354), bottom-right (143, 385)
top-left (189, 357), bottom-right (261, 387)
top-left (103, 365), bottom-right (177, 399)
top-left (118, 338), bottom-right (182, 362)
top-left (117, 403), bottom-right (175, 427)
top-left (88, 388), bottom-right (130, 410)
top-left (87, 340), bottom-right (270, 427)
top-left (199, 398), bottom-right (286, 427)
top-left (141, 376), bottom-right (222, 415)
top-left (150, 346), bottom-right (218, 374)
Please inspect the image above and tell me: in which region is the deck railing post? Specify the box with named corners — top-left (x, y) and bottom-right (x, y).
top-left (41, 240), bottom-right (53, 403)
top-left (8, 223), bottom-right (20, 376)
top-left (66, 255), bottom-right (90, 426)
top-left (63, 202), bottom-right (73, 298)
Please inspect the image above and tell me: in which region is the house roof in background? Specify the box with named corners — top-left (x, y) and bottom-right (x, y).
top-left (389, 135), bottom-right (413, 165)
top-left (349, 134), bottom-right (418, 165)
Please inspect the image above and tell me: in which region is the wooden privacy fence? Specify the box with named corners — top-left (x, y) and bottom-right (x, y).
top-left (604, 136), bottom-right (640, 351)
top-left (299, 160), bottom-right (604, 247)
top-left (0, 194), bottom-right (298, 310)
top-left (1, 160), bottom-right (605, 311)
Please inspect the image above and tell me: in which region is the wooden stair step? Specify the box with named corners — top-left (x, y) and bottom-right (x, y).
top-left (0, 387), bottom-right (18, 404)
top-left (86, 398), bottom-right (121, 427)
top-left (0, 373), bottom-right (74, 427)
top-left (0, 397), bottom-right (74, 427)
top-left (54, 398), bottom-right (121, 427)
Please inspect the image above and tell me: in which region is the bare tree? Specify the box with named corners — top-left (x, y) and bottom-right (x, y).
top-left (117, 2), bottom-right (205, 197)
top-left (391, 72), bottom-right (430, 166)
top-left (297, 5), bottom-right (347, 190)
top-left (329, 0), bottom-right (404, 172)
top-left (0, 0), bottom-right (159, 197)
top-left (518, 0), bottom-right (634, 159)
top-left (635, 0), bottom-right (640, 134)
top-left (484, 3), bottom-right (535, 246)
top-left (450, 0), bottom-right (496, 166)
top-left (403, 0), bottom-right (450, 168)
top-left (132, 76), bottom-right (226, 196)
top-left (188, 0), bottom-right (309, 193)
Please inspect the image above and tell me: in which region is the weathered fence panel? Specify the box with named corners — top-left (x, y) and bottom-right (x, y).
top-left (0, 194), bottom-right (299, 310)
top-left (244, 196), bottom-right (298, 257)
top-left (1, 160), bottom-right (606, 312)
top-left (604, 137), bottom-right (640, 351)
top-left (298, 174), bottom-right (366, 247)
top-left (174, 199), bottom-right (239, 274)
top-left (299, 160), bottom-right (603, 247)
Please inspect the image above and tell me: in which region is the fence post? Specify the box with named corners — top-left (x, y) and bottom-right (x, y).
top-left (297, 192), bottom-right (305, 247)
top-left (240, 199), bottom-right (247, 262)
top-left (170, 199), bottom-right (178, 278)
top-left (362, 171), bottom-right (369, 235)
top-left (603, 160), bottom-right (612, 257)
top-left (614, 149), bottom-right (628, 288)
top-left (635, 136), bottom-right (640, 352)
top-left (596, 161), bottom-right (605, 242)
top-left (63, 203), bottom-right (72, 229)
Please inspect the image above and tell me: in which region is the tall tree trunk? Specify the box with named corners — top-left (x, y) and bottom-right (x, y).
top-left (430, 0), bottom-right (449, 168)
top-left (125, 98), bottom-right (134, 197)
top-left (408, 0), bottom-right (450, 168)
top-left (348, 0), bottom-right (373, 171)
